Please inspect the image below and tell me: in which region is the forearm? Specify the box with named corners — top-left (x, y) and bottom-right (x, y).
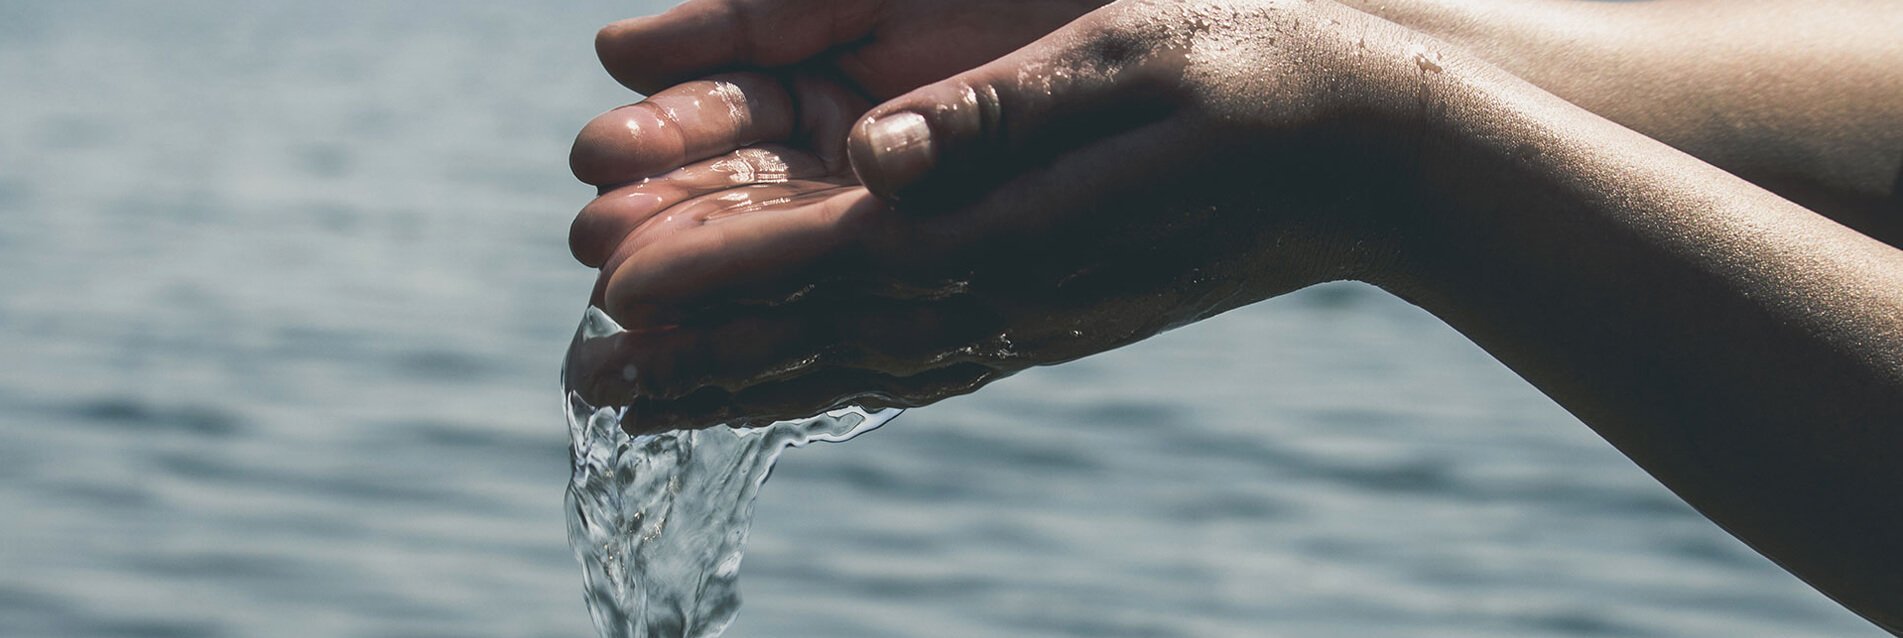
top-left (1341, 0), bottom-right (1903, 243)
top-left (1382, 50), bottom-right (1903, 633)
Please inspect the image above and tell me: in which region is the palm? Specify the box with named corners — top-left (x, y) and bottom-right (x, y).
top-left (567, 124), bottom-right (1271, 433)
top-left (584, 148), bottom-right (866, 315)
top-left (569, 71), bottom-right (878, 305)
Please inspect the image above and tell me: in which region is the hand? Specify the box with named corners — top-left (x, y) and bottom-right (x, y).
top-left (587, 0), bottom-right (1108, 100)
top-left (568, 0), bottom-right (1109, 189)
top-left (569, 0), bottom-right (1453, 432)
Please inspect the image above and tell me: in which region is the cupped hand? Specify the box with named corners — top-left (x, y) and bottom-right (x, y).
top-left (570, 0), bottom-right (1456, 432)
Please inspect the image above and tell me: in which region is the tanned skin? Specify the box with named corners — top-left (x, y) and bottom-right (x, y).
top-left (561, 0), bottom-right (1903, 632)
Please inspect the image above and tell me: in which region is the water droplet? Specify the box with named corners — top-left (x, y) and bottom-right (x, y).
top-left (1409, 44), bottom-right (1443, 73)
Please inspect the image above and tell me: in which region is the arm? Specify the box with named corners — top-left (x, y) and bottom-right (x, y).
top-left (1387, 45), bottom-right (1903, 633)
top-left (566, 0), bottom-right (1903, 630)
top-left (1341, 0), bottom-right (1903, 243)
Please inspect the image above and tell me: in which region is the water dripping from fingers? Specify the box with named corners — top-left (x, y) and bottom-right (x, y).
top-left (563, 306), bottom-right (899, 638)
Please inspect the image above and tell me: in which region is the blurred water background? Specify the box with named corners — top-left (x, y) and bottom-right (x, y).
top-left (0, 1), bottom-right (1885, 637)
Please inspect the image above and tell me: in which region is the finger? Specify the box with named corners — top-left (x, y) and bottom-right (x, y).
top-left (845, 14), bottom-right (1184, 202)
top-left (595, 0), bottom-right (885, 94)
top-left (570, 73), bottom-right (796, 186)
top-left (599, 186), bottom-right (889, 327)
top-left (570, 145), bottom-right (831, 267)
top-left (588, 178), bottom-right (861, 309)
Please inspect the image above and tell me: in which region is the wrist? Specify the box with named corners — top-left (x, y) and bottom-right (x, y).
top-left (1261, 7), bottom-right (1504, 292)
top-left (1342, 34), bottom-right (1563, 298)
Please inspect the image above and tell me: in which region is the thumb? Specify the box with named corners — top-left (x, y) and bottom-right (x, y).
top-left (846, 23), bottom-right (1178, 203)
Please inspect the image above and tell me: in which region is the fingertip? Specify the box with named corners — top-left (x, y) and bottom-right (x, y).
top-left (848, 110), bottom-right (937, 201)
top-left (593, 18), bottom-right (636, 58)
top-left (599, 0), bottom-right (888, 97)
top-left (570, 188), bottom-right (662, 268)
top-left (594, 3), bottom-right (746, 95)
top-left (594, 19), bottom-right (634, 85)
top-left (570, 215), bottom-right (601, 267)
top-left (569, 108), bottom-right (634, 186)
top-left (847, 76), bottom-right (1005, 204)
top-left (594, 17), bottom-right (668, 93)
top-left (570, 103), bottom-right (688, 186)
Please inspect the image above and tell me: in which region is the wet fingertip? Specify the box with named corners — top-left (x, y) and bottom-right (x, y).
top-left (573, 186), bottom-right (670, 267)
top-left (571, 206), bottom-right (612, 268)
top-left (569, 114), bottom-right (625, 185)
top-left (849, 111), bottom-right (936, 202)
top-left (572, 103), bottom-right (687, 186)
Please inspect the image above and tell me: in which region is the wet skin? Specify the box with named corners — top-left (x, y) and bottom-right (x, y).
top-left (566, 1), bottom-right (1429, 427)
top-left (563, 0), bottom-right (1903, 631)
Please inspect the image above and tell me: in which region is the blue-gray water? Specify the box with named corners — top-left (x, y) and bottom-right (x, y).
top-left (0, 2), bottom-right (1883, 637)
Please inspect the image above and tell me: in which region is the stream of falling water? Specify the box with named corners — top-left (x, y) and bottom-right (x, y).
top-left (562, 307), bottom-right (900, 638)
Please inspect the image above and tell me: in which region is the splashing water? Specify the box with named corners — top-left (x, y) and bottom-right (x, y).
top-left (563, 307), bottom-right (900, 638)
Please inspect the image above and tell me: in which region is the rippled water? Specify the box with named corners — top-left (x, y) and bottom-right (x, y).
top-left (0, 2), bottom-right (1887, 637)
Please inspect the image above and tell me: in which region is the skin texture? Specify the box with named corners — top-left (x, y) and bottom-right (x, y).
top-left (1338, 0), bottom-right (1903, 243)
top-left (568, 0), bottom-right (1429, 424)
top-left (562, 0), bottom-right (1903, 631)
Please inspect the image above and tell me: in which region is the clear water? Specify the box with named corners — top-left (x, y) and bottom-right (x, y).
top-left (564, 308), bottom-right (898, 638)
top-left (0, 2), bottom-right (1890, 637)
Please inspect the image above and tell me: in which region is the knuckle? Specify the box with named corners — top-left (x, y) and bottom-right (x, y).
top-left (966, 79), bottom-right (1008, 150)
top-left (915, 76), bottom-right (1006, 154)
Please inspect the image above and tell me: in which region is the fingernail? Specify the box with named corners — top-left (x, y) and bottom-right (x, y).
top-left (857, 111), bottom-right (934, 199)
